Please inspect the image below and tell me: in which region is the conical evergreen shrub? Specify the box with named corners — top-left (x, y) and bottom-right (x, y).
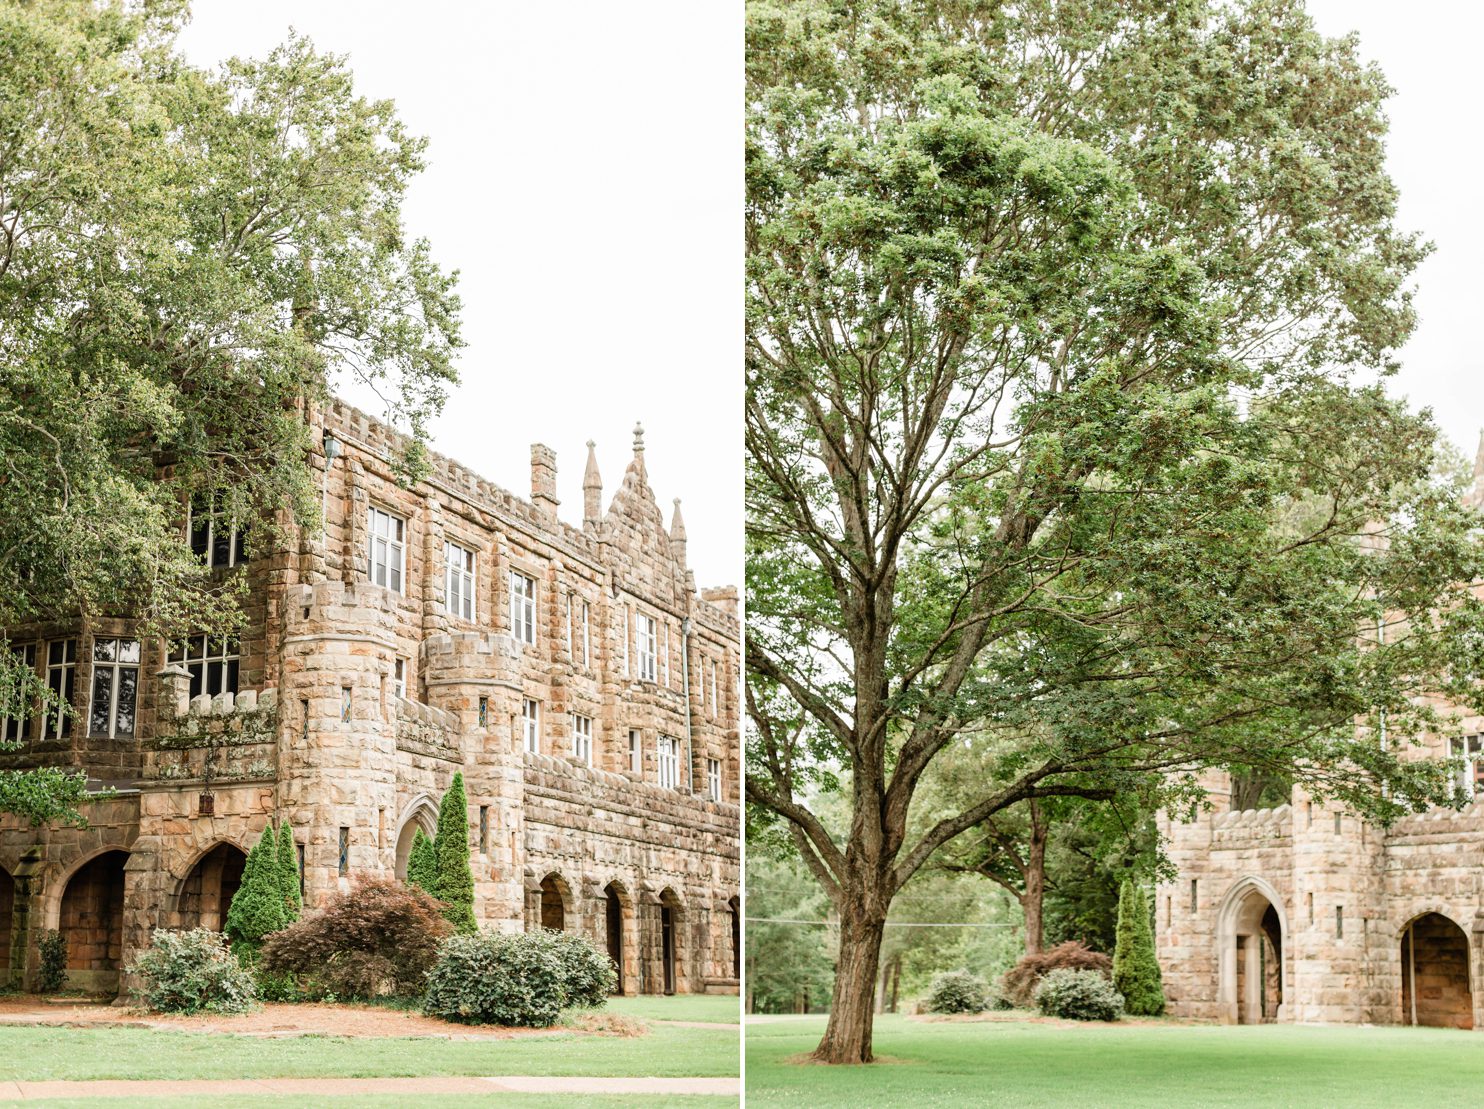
top-left (1112, 879), bottom-right (1165, 1016)
top-left (433, 772), bottom-right (476, 933)
top-left (407, 826), bottom-right (437, 895)
top-left (276, 821), bottom-right (302, 920)
top-left (226, 825), bottom-right (289, 951)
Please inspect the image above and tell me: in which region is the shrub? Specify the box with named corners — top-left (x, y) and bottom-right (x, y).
top-left (226, 826), bottom-right (288, 951)
top-left (424, 929), bottom-right (615, 1026)
top-left (258, 876), bottom-right (452, 999)
top-left (276, 822), bottom-right (302, 920)
top-left (1000, 941), bottom-right (1112, 1008)
top-left (128, 928), bottom-right (257, 1014)
top-left (433, 773), bottom-right (476, 933)
top-left (924, 969), bottom-right (991, 1014)
top-left (1112, 879), bottom-right (1166, 1016)
top-left (1034, 967), bottom-right (1125, 1021)
top-left (37, 930), bottom-right (67, 993)
top-left (407, 826), bottom-right (437, 894)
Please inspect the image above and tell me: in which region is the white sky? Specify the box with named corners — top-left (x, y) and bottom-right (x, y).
top-left (177, 1), bottom-right (742, 589)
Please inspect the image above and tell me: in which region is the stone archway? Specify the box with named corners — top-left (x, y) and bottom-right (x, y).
top-left (729, 895), bottom-right (741, 980)
top-left (1216, 876), bottom-right (1288, 1024)
top-left (57, 850), bottom-right (128, 995)
top-left (393, 796), bottom-right (438, 881)
top-left (658, 887), bottom-right (685, 996)
top-left (1401, 912), bottom-right (1473, 1029)
top-left (539, 873), bottom-right (571, 932)
top-left (173, 843), bottom-right (247, 932)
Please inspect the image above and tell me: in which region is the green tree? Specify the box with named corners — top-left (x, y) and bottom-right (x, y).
top-left (226, 826), bottom-right (289, 951)
top-left (276, 822), bottom-right (302, 921)
top-left (1112, 880), bottom-right (1165, 1016)
top-left (745, 0), bottom-right (1483, 1064)
top-left (433, 773), bottom-right (476, 934)
top-left (0, 0), bottom-right (461, 822)
top-left (407, 826), bottom-right (437, 895)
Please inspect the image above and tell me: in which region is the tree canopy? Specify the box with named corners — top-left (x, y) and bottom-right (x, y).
top-left (745, 0), bottom-right (1484, 1064)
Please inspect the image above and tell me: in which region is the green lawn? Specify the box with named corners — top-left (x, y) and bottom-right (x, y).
top-left (605, 994), bottom-right (741, 1023)
top-left (746, 1013), bottom-right (1484, 1107)
top-left (7, 1099), bottom-right (734, 1109)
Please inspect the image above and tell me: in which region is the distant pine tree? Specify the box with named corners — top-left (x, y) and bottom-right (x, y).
top-left (407, 826), bottom-right (438, 895)
top-left (226, 825), bottom-right (289, 951)
top-left (1112, 879), bottom-right (1165, 1016)
top-left (432, 773), bottom-right (476, 933)
top-left (276, 821), bottom-right (302, 920)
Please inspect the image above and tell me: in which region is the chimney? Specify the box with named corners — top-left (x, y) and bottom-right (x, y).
top-left (583, 440), bottom-right (602, 525)
top-left (670, 498), bottom-right (688, 567)
top-left (530, 444), bottom-right (558, 519)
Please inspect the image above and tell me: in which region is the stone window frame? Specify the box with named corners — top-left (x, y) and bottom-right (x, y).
top-left (522, 697), bottom-right (541, 754)
top-left (572, 712), bottom-right (593, 766)
top-left (88, 636), bottom-right (141, 739)
top-left (657, 734), bottom-right (680, 791)
top-left (443, 539), bottom-right (477, 622)
top-left (509, 570), bottom-right (537, 646)
top-left (1, 641), bottom-right (37, 742)
top-left (41, 638), bottom-right (77, 740)
top-left (367, 505), bottom-right (406, 593)
top-left (628, 727), bottom-right (642, 775)
top-left (393, 657), bottom-right (408, 700)
top-left (1448, 734), bottom-right (1483, 798)
top-left (707, 757), bottom-right (721, 802)
top-left (636, 612), bottom-right (658, 683)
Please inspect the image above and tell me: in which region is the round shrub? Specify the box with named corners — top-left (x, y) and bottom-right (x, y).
top-left (128, 928), bottom-right (257, 1014)
top-left (1000, 941), bottom-right (1112, 1008)
top-left (1033, 967), bottom-right (1125, 1021)
top-left (423, 929), bottom-right (616, 1027)
top-left (924, 969), bottom-right (991, 1014)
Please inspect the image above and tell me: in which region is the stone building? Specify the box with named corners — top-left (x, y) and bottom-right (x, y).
top-left (0, 399), bottom-right (741, 997)
top-left (1157, 453), bottom-right (1484, 1030)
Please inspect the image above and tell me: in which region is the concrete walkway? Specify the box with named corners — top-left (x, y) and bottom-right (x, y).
top-left (0, 1075), bottom-right (739, 1099)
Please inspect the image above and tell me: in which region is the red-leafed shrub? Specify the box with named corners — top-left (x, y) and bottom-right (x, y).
top-left (258, 876), bottom-right (452, 999)
top-left (1000, 941), bottom-right (1112, 1008)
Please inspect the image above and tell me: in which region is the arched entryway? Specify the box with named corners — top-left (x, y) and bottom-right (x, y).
top-left (1216, 876), bottom-right (1287, 1024)
top-left (539, 873), bottom-right (569, 932)
top-left (729, 895), bottom-right (741, 980)
top-left (1401, 913), bottom-right (1473, 1029)
top-left (604, 882), bottom-right (625, 993)
top-left (658, 887), bottom-right (684, 996)
top-left (0, 865), bottom-right (13, 974)
top-left (393, 797), bottom-right (437, 880)
top-left (58, 850), bottom-right (128, 994)
top-left (174, 843), bottom-right (247, 932)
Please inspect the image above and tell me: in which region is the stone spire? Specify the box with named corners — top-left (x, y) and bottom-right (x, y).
top-left (670, 497), bottom-right (688, 566)
top-left (583, 440), bottom-right (602, 526)
top-left (632, 422), bottom-right (645, 472)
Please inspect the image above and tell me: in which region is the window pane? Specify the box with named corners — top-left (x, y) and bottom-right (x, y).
top-left (119, 639), bottom-right (140, 664)
top-left (93, 638), bottom-right (116, 663)
top-left (226, 658), bottom-right (239, 694)
top-left (115, 667), bottom-right (137, 736)
top-left (89, 669), bottom-right (114, 735)
top-left (188, 663), bottom-right (203, 700)
top-left (206, 660), bottom-right (223, 695)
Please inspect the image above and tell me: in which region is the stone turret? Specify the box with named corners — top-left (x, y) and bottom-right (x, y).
top-left (670, 499), bottom-right (688, 567)
top-left (583, 440), bottom-right (602, 527)
top-left (531, 444), bottom-right (559, 520)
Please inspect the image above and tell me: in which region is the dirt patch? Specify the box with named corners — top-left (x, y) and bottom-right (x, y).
top-left (0, 998), bottom-right (640, 1040)
top-left (781, 1051), bottom-right (916, 1066)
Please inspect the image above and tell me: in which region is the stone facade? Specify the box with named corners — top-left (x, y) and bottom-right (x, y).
top-left (0, 400), bottom-right (741, 997)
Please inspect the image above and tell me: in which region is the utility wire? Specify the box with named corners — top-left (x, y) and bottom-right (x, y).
top-left (746, 916), bottom-right (1017, 928)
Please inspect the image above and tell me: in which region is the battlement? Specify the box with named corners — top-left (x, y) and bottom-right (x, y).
top-left (1211, 803), bottom-right (1293, 843)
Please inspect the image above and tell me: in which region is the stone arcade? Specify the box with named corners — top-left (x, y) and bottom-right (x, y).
top-left (0, 400), bottom-right (741, 997)
top-left (1158, 448), bottom-right (1484, 1030)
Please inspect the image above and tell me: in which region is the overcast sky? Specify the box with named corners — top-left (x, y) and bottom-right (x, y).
top-left (178, 2), bottom-right (742, 589)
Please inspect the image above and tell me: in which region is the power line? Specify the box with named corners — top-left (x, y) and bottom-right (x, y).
top-left (746, 916), bottom-right (1017, 928)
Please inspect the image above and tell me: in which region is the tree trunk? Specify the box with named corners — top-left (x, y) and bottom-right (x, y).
top-left (813, 910), bottom-right (887, 1063)
top-left (1023, 801), bottom-right (1048, 956)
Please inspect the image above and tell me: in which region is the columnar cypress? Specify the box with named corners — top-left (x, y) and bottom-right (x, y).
top-left (407, 826), bottom-right (437, 895)
top-left (276, 821), bottom-right (302, 920)
top-left (1112, 879), bottom-right (1165, 1016)
top-left (433, 772), bottom-right (476, 933)
top-left (226, 825), bottom-right (289, 950)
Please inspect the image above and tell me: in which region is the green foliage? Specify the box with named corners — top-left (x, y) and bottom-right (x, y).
top-left (127, 928), bottom-right (257, 1014)
top-left (36, 930), bottom-right (67, 993)
top-left (923, 970), bottom-right (990, 1015)
top-left (406, 826), bottom-right (437, 895)
top-left (744, 851), bottom-right (837, 1014)
top-left (1112, 881), bottom-right (1166, 1016)
top-left (423, 930), bottom-right (613, 1027)
top-left (432, 774), bottom-right (476, 934)
top-left (1034, 968), bottom-right (1125, 1022)
top-left (1001, 942), bottom-right (1113, 1009)
top-left (225, 826), bottom-right (289, 951)
top-left (275, 822), bottom-right (302, 921)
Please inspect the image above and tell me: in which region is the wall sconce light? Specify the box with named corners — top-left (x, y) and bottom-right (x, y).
top-left (323, 432), bottom-right (342, 463)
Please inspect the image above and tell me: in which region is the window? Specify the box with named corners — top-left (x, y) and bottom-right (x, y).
top-left (565, 593), bottom-right (574, 657)
top-left (1, 643), bottom-right (36, 742)
top-left (660, 622), bottom-right (670, 686)
top-left (188, 495), bottom-right (247, 569)
top-left (367, 507), bottom-right (405, 592)
top-left (1307, 891), bottom-right (1314, 925)
top-left (341, 687), bottom-right (352, 721)
top-left (168, 635), bottom-right (240, 699)
top-left (88, 637), bottom-right (140, 738)
top-left (522, 698), bottom-right (541, 754)
top-left (1189, 879), bottom-right (1198, 914)
top-left (580, 601), bottom-right (590, 667)
top-left (637, 614), bottom-right (657, 682)
top-left (707, 758), bottom-right (721, 802)
top-left (393, 658), bottom-right (407, 700)
top-left (628, 728), bottom-right (642, 774)
top-left (479, 805), bottom-right (489, 853)
top-left (620, 604), bottom-right (629, 675)
top-left (444, 541), bottom-right (476, 620)
top-left (478, 696), bottom-right (488, 728)
top-left (1450, 735), bottom-right (1484, 798)
top-left (510, 571), bottom-right (536, 645)
top-left (42, 639), bottom-right (77, 740)
top-left (657, 735), bottom-right (679, 790)
top-left (710, 658), bottom-right (718, 714)
top-left (573, 713), bottom-right (593, 765)
top-left (339, 827), bottom-right (350, 876)
top-left (1336, 905), bottom-right (1344, 939)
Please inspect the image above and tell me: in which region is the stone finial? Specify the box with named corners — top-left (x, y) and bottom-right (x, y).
top-left (530, 443), bottom-right (559, 518)
top-left (583, 440), bottom-right (602, 525)
top-left (670, 497), bottom-right (688, 565)
top-left (632, 423), bottom-right (645, 454)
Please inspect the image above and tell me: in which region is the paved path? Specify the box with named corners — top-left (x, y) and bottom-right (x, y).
top-left (0, 1075), bottom-right (739, 1099)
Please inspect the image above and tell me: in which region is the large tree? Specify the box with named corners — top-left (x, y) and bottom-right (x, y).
top-left (0, 0), bottom-right (460, 819)
top-left (745, 0), bottom-right (1484, 1063)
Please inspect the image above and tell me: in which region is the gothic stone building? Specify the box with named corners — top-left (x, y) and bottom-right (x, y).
top-left (0, 400), bottom-right (741, 997)
top-left (1157, 459), bottom-right (1484, 1031)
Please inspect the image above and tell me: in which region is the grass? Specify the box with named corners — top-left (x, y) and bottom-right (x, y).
top-left (604, 994), bottom-right (741, 1023)
top-left (745, 1013), bottom-right (1484, 1107)
top-left (7, 1099), bottom-right (736, 1109)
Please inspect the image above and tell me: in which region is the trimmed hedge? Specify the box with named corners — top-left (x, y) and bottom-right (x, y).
top-left (423, 929), bottom-right (617, 1027)
top-left (924, 969), bottom-right (991, 1014)
top-left (128, 928), bottom-right (257, 1014)
top-left (1034, 967), bottom-right (1125, 1021)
